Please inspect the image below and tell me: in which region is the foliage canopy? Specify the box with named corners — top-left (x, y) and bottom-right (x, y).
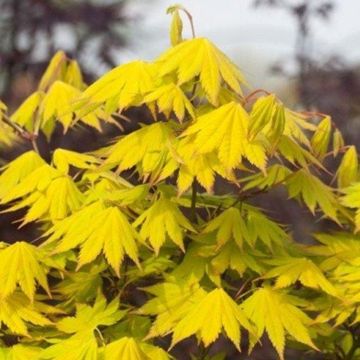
top-left (0, 5), bottom-right (360, 360)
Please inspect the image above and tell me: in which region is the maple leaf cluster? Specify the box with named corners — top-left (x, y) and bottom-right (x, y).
top-left (0, 4), bottom-right (359, 360)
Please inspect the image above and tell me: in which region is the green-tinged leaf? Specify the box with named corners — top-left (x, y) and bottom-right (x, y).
top-left (54, 265), bottom-right (104, 304)
top-left (342, 182), bottom-right (360, 231)
top-left (249, 94), bottom-right (285, 148)
top-left (106, 184), bottom-right (149, 206)
top-left (246, 207), bottom-right (288, 249)
top-left (0, 345), bottom-right (42, 360)
top-left (1, 164), bottom-right (58, 204)
top-left (242, 164), bottom-right (292, 191)
top-left (40, 330), bottom-right (98, 360)
top-left (284, 110), bottom-right (316, 146)
top-left (133, 196), bottom-right (195, 254)
top-left (139, 342), bottom-right (170, 360)
top-left (203, 207), bottom-right (248, 249)
top-left (168, 8), bottom-right (183, 46)
top-left (263, 257), bottom-right (338, 296)
top-left (333, 128), bottom-right (345, 157)
top-left (264, 103), bottom-right (286, 148)
top-left (249, 94), bottom-right (276, 138)
top-left (311, 116), bottom-right (332, 159)
top-left (337, 146), bottom-right (358, 188)
top-left (311, 232), bottom-right (360, 269)
top-left (286, 169), bottom-right (338, 221)
top-left (211, 242), bottom-right (264, 276)
top-left (278, 135), bottom-right (324, 169)
top-left (56, 293), bottom-right (124, 334)
top-left (202, 206), bottom-right (286, 251)
top-left (139, 281), bottom-right (207, 338)
top-left (0, 292), bottom-right (53, 336)
top-left (104, 122), bottom-right (176, 181)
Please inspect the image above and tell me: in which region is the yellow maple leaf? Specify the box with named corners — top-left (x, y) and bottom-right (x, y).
top-left (133, 196), bottom-right (195, 254)
top-left (167, 6), bottom-right (183, 46)
top-left (143, 82), bottom-right (195, 122)
top-left (0, 242), bottom-right (50, 301)
top-left (0, 292), bottom-right (53, 336)
top-left (11, 81), bottom-right (110, 135)
top-left (283, 109), bottom-right (317, 147)
top-left (242, 286), bottom-right (317, 360)
top-left (40, 330), bottom-right (98, 360)
top-left (104, 337), bottom-right (147, 360)
top-left (104, 122), bottom-right (178, 182)
top-left (203, 207), bottom-right (248, 249)
top-left (38, 50), bottom-right (67, 91)
top-left (311, 116), bottom-right (332, 159)
top-left (46, 202), bottom-right (140, 275)
top-left (41, 80), bottom-right (80, 130)
top-left (286, 169), bottom-right (339, 221)
top-left (2, 166), bottom-right (83, 224)
top-left (139, 281), bottom-right (207, 339)
top-left (0, 151), bottom-right (45, 199)
top-left (342, 182), bottom-right (360, 231)
top-left (263, 257), bottom-right (338, 296)
top-left (78, 60), bottom-right (158, 114)
top-left (182, 101), bottom-right (266, 171)
top-left (176, 136), bottom-right (236, 193)
top-left (171, 288), bottom-right (253, 350)
top-left (56, 294), bottom-right (124, 334)
top-left (52, 148), bottom-right (100, 174)
top-left (11, 91), bottom-right (45, 132)
top-left (336, 145), bottom-right (358, 188)
top-left (0, 344), bottom-right (42, 360)
top-left (157, 38), bottom-right (247, 105)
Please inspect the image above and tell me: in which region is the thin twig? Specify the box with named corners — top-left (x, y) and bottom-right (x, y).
top-left (244, 88), bottom-right (271, 104)
top-left (235, 278), bottom-right (252, 300)
top-left (2, 114), bottom-right (29, 138)
top-left (180, 7), bottom-right (196, 38)
top-left (2, 114), bottom-right (40, 153)
top-left (31, 137), bottom-right (40, 154)
top-left (190, 180), bottom-right (198, 224)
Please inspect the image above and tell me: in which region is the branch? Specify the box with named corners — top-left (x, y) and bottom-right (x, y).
top-left (190, 180), bottom-right (198, 223)
top-left (2, 114), bottom-right (39, 152)
top-left (180, 7), bottom-right (196, 38)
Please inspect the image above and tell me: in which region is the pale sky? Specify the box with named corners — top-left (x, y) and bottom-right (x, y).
top-left (119, 0), bottom-right (360, 90)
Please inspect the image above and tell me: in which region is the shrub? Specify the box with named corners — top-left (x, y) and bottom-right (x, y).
top-left (0, 5), bottom-right (359, 360)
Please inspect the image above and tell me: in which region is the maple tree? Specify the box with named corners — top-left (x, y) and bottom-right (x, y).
top-left (0, 4), bottom-right (360, 360)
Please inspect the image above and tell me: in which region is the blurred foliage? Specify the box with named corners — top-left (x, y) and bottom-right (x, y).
top-left (253, 0), bottom-right (360, 145)
top-left (0, 0), bottom-right (130, 103)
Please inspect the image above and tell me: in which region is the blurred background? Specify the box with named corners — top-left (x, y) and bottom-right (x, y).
top-left (2, 0), bottom-right (360, 140)
top-left (1, 0), bottom-right (360, 359)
